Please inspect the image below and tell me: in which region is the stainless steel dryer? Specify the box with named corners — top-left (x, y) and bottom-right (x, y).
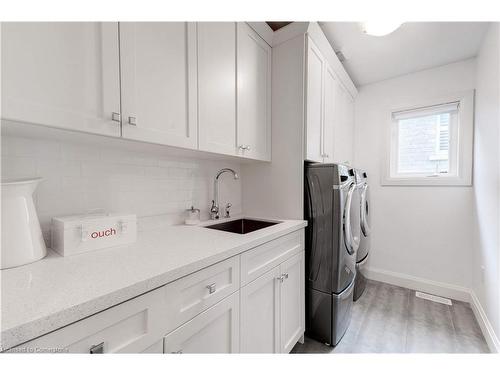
top-left (353, 169), bottom-right (371, 301)
top-left (304, 163), bottom-right (361, 346)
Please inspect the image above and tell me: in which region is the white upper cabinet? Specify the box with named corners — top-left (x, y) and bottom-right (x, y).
top-left (305, 38), bottom-right (325, 163)
top-left (305, 36), bottom-right (355, 165)
top-left (119, 22), bottom-right (198, 149)
top-left (1, 22), bottom-right (121, 137)
top-left (236, 23), bottom-right (272, 161)
top-left (322, 65), bottom-right (336, 164)
top-left (2, 22), bottom-right (272, 161)
top-left (197, 22), bottom-right (237, 156)
top-left (333, 84), bottom-right (354, 165)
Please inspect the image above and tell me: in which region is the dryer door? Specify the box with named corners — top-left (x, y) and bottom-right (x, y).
top-left (343, 182), bottom-right (361, 256)
top-left (360, 183), bottom-right (371, 237)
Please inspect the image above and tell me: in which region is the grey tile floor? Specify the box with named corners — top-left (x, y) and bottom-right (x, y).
top-left (291, 280), bottom-right (490, 353)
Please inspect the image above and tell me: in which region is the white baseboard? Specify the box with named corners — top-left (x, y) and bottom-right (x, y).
top-left (469, 291), bottom-right (500, 353)
top-left (364, 267), bottom-right (471, 302)
top-left (364, 266), bottom-right (499, 353)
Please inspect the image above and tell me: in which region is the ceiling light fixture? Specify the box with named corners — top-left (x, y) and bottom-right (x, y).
top-left (361, 21), bottom-right (403, 36)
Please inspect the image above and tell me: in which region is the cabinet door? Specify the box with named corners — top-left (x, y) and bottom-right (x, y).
top-left (163, 292), bottom-right (240, 354)
top-left (119, 22), bottom-right (198, 149)
top-left (333, 84), bottom-right (354, 165)
top-left (197, 22), bottom-right (237, 156)
top-left (305, 38), bottom-right (325, 163)
top-left (1, 22), bottom-right (121, 137)
top-left (280, 251), bottom-right (305, 353)
top-left (322, 65), bottom-right (336, 163)
top-left (236, 23), bottom-right (272, 161)
top-left (240, 267), bottom-right (280, 353)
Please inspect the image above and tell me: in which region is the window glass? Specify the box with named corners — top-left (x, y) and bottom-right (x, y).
top-left (397, 112), bottom-right (452, 175)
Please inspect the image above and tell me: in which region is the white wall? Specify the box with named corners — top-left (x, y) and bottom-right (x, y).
top-left (354, 59), bottom-right (477, 292)
top-left (472, 23), bottom-right (500, 339)
top-left (1, 134), bottom-right (242, 247)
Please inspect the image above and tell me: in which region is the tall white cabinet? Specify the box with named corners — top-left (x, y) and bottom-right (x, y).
top-left (305, 36), bottom-right (355, 165)
top-left (322, 65), bottom-right (337, 164)
top-left (305, 39), bottom-right (325, 163)
top-left (333, 85), bottom-right (355, 165)
top-left (1, 22), bottom-right (121, 137)
top-left (119, 22), bottom-right (198, 149)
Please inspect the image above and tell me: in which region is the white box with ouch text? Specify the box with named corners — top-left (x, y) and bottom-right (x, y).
top-left (51, 213), bottom-right (137, 256)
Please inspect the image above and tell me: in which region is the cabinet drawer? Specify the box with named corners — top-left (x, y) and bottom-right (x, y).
top-left (240, 230), bottom-right (304, 286)
top-left (163, 292), bottom-right (240, 353)
top-left (10, 287), bottom-right (165, 353)
top-left (164, 256), bottom-right (240, 332)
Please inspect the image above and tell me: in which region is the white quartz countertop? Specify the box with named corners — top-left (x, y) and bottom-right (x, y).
top-left (0, 216), bottom-right (306, 350)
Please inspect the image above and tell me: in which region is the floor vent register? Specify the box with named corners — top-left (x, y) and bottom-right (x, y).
top-left (415, 291), bottom-right (453, 305)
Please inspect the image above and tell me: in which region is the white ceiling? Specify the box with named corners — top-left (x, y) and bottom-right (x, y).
top-left (319, 22), bottom-right (489, 86)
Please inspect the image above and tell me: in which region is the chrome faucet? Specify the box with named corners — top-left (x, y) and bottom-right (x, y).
top-left (210, 168), bottom-right (239, 220)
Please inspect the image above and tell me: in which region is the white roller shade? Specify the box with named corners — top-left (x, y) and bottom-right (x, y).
top-left (392, 102), bottom-right (460, 121)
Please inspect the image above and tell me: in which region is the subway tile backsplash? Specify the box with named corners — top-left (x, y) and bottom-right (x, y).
top-left (1, 135), bottom-right (242, 247)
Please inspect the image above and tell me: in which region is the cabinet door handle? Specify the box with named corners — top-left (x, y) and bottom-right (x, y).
top-left (111, 112), bottom-right (121, 123)
top-left (171, 349), bottom-right (183, 354)
top-left (206, 283), bottom-right (216, 294)
top-left (283, 273), bottom-right (289, 279)
top-left (89, 342), bottom-right (104, 354)
top-left (238, 145), bottom-right (251, 151)
top-left (276, 275), bottom-right (285, 283)
top-left (128, 116), bottom-right (137, 126)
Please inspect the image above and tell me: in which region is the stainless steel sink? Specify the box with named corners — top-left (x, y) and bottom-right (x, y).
top-left (205, 218), bottom-right (280, 234)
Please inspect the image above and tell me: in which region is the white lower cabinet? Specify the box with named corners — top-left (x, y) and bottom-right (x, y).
top-left (280, 252), bottom-right (305, 353)
top-left (240, 251), bottom-right (305, 353)
top-left (163, 292), bottom-right (240, 354)
top-left (9, 286), bottom-right (166, 353)
top-left (9, 229), bottom-right (305, 354)
top-left (240, 267), bottom-right (281, 353)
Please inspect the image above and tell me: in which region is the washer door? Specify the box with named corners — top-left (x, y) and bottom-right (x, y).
top-left (360, 183), bottom-right (371, 237)
top-left (343, 182), bottom-right (361, 255)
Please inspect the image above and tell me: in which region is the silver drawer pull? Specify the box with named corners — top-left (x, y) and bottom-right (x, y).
top-left (111, 112), bottom-right (121, 123)
top-left (206, 283), bottom-right (216, 294)
top-left (89, 342), bottom-right (104, 354)
top-left (128, 116), bottom-right (137, 126)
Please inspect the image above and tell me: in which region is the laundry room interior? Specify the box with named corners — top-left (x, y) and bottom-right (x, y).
top-left (1, 9), bottom-right (499, 360)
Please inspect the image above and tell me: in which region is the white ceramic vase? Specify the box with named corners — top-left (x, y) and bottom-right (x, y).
top-left (1, 177), bottom-right (47, 269)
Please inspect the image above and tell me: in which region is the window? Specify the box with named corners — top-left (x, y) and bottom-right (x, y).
top-left (382, 91), bottom-right (474, 186)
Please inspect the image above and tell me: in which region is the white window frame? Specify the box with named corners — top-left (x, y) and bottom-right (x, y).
top-left (381, 90), bottom-right (474, 186)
